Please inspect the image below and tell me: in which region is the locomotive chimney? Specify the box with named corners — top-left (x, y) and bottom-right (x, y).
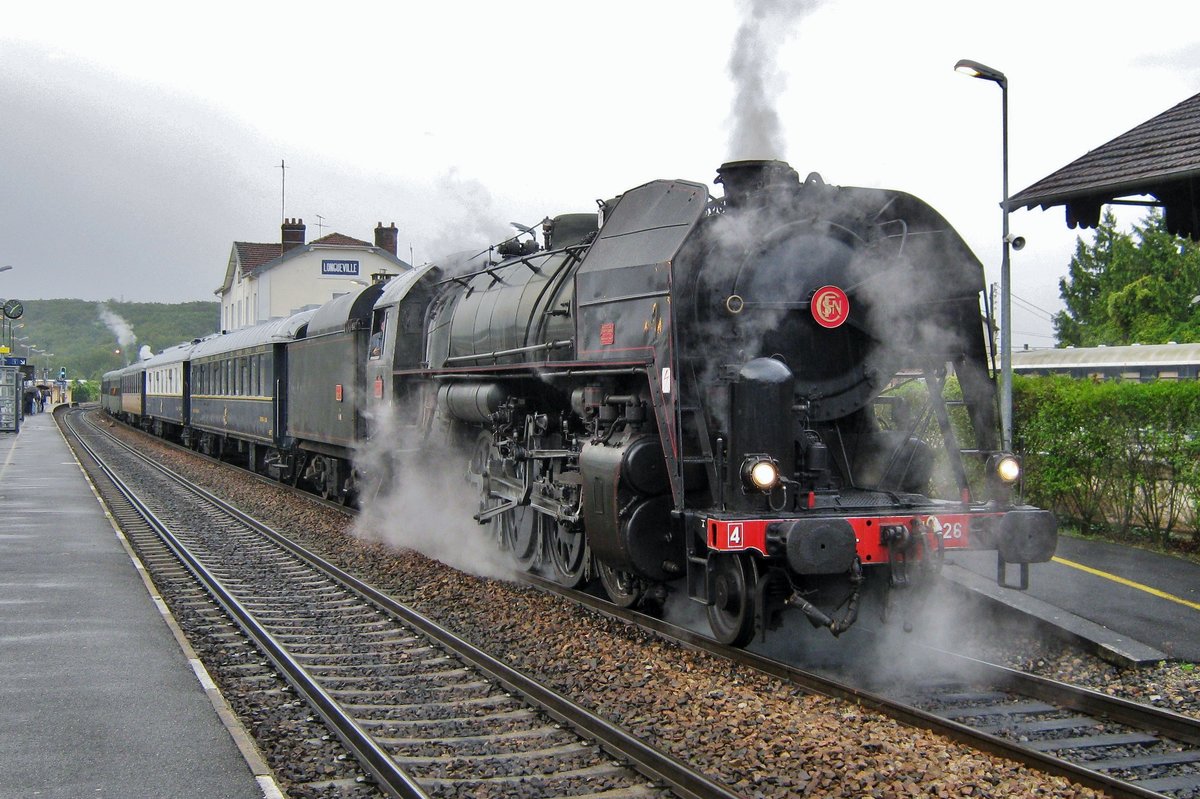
top-left (281, 218), bottom-right (306, 252)
top-left (715, 160), bottom-right (801, 207)
top-left (374, 221), bottom-right (399, 256)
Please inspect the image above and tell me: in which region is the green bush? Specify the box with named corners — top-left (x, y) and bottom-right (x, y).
top-left (1015, 376), bottom-right (1200, 552)
top-left (71, 380), bottom-right (98, 403)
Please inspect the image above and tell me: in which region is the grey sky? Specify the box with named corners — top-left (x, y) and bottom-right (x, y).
top-left (2, 0), bottom-right (1199, 350)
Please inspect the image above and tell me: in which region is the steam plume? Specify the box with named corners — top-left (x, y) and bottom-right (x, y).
top-left (352, 400), bottom-right (518, 582)
top-left (97, 303), bottom-right (137, 361)
top-left (727, 0), bottom-right (819, 160)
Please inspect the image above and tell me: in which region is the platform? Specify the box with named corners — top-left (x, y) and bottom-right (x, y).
top-left (943, 533), bottom-right (1200, 667)
top-left (0, 408), bottom-right (275, 799)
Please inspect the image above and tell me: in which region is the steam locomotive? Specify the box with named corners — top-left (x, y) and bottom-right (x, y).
top-left (103, 159), bottom-right (1057, 646)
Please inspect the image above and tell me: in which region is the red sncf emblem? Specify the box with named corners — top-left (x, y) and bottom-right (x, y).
top-left (811, 285), bottom-right (850, 329)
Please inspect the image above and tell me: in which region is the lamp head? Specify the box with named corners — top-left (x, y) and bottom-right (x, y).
top-left (955, 58), bottom-right (1007, 87)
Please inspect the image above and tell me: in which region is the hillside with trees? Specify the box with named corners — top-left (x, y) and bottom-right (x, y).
top-left (5, 300), bottom-right (219, 381)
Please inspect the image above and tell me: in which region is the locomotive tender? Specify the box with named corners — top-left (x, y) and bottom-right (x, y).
top-left (104, 159), bottom-right (1057, 646)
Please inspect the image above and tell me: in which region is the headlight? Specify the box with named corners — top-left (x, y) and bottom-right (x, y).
top-left (741, 456), bottom-right (780, 491)
top-left (993, 453), bottom-right (1021, 484)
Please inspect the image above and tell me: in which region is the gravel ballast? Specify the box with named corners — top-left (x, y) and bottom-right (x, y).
top-left (96, 414), bottom-right (1199, 797)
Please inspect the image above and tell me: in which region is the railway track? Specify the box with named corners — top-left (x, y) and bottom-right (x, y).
top-left (82, 410), bottom-right (1200, 798)
top-left (522, 570), bottom-right (1200, 799)
top-left (61, 408), bottom-right (740, 799)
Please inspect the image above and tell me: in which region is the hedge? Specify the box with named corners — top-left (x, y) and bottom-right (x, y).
top-left (1014, 375), bottom-right (1200, 552)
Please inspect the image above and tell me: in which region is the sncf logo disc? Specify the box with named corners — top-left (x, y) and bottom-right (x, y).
top-left (811, 285), bottom-right (850, 329)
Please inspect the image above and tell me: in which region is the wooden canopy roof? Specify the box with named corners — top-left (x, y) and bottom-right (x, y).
top-left (1010, 91), bottom-right (1200, 240)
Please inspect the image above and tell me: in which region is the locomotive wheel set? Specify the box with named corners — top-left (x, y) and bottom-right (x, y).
top-left (103, 159), bottom-right (1057, 646)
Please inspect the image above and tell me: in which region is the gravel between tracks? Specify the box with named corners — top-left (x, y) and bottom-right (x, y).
top-left (99, 414), bottom-right (1199, 798)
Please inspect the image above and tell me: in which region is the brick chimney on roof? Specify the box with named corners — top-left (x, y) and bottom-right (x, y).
top-left (374, 222), bottom-right (398, 256)
top-left (282, 218), bottom-right (306, 252)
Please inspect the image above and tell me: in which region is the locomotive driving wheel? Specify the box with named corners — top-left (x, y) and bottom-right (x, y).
top-left (596, 561), bottom-right (643, 608)
top-left (546, 520), bottom-right (589, 587)
top-left (706, 552), bottom-right (758, 647)
top-left (469, 433), bottom-right (539, 569)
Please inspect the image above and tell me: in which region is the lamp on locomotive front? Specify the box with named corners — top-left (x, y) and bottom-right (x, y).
top-left (955, 57), bottom-right (1013, 451)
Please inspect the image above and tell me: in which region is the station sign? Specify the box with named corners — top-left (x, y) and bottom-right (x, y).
top-left (3, 357), bottom-right (27, 366)
top-left (321, 259), bottom-right (360, 277)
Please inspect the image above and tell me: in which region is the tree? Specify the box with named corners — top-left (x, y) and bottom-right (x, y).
top-left (1054, 209), bottom-right (1200, 346)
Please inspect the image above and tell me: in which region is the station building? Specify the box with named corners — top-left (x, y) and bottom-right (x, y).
top-left (216, 219), bottom-right (411, 331)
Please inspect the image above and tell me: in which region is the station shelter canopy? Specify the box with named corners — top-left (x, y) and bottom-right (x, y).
top-left (1010, 91), bottom-right (1200, 241)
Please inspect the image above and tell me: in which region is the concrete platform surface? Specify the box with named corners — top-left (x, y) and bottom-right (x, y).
top-left (0, 409), bottom-right (271, 799)
top-left (944, 531), bottom-right (1200, 665)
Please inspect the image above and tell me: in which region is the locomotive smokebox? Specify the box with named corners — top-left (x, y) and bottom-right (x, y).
top-left (715, 160), bottom-right (800, 207)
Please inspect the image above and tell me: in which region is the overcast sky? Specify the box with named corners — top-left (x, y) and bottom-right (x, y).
top-left (2, 0), bottom-right (1199, 349)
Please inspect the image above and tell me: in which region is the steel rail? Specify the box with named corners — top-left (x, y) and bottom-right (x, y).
top-left (84, 409), bottom-right (1200, 797)
top-left (73, 410), bottom-right (743, 799)
top-left (63, 411), bottom-right (431, 799)
top-left (523, 573), bottom-right (1197, 799)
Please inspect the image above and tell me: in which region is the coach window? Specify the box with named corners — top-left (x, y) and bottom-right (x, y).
top-left (262, 355), bottom-right (274, 393)
top-left (369, 311), bottom-right (386, 360)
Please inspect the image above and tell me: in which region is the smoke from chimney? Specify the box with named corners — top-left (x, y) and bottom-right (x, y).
top-left (727, 0), bottom-right (819, 161)
top-left (97, 303), bottom-right (137, 363)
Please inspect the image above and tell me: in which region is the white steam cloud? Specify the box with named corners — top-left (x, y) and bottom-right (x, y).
top-left (97, 303), bottom-right (137, 359)
top-left (727, 0), bottom-right (820, 160)
top-left (422, 169), bottom-right (516, 266)
top-left (351, 399), bottom-right (518, 582)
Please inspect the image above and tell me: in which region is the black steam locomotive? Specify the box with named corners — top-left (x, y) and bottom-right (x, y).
top-left (104, 159), bottom-right (1056, 646)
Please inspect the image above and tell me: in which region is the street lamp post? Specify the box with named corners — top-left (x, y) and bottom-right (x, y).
top-left (955, 58), bottom-right (1012, 451)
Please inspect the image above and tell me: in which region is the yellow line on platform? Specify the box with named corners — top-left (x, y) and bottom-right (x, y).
top-left (1052, 556), bottom-right (1200, 612)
